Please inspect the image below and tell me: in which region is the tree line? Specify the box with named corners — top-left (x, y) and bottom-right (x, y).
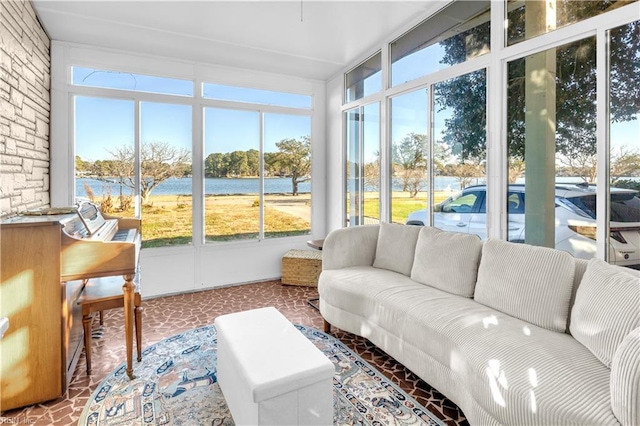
top-left (76, 136), bottom-right (311, 203)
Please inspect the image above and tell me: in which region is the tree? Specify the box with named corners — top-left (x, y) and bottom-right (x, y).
top-left (436, 6), bottom-right (639, 179)
top-left (392, 132), bottom-right (428, 198)
top-left (91, 141), bottom-right (191, 204)
top-left (611, 146), bottom-right (640, 185)
top-left (274, 136), bottom-right (311, 196)
top-left (205, 152), bottom-right (228, 178)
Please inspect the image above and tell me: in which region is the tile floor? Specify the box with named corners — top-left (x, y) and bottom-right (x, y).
top-left (1, 280), bottom-right (469, 426)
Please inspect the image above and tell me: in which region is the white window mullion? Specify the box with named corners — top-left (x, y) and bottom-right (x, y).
top-left (259, 111), bottom-right (265, 239)
top-left (134, 100), bottom-right (141, 218)
top-left (487, 0), bottom-right (506, 241)
top-left (192, 99), bottom-right (204, 247)
top-left (595, 27), bottom-right (611, 262)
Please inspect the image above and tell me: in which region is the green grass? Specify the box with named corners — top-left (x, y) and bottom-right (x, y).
top-left (101, 192), bottom-right (451, 248)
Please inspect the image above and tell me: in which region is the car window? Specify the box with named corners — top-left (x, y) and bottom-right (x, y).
top-left (442, 191), bottom-right (481, 213)
top-left (611, 195), bottom-right (640, 223)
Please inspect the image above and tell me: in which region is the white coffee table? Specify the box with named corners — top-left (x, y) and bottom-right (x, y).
top-left (215, 307), bottom-right (334, 425)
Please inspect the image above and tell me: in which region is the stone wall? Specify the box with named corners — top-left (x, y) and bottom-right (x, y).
top-left (0, 0), bottom-right (50, 216)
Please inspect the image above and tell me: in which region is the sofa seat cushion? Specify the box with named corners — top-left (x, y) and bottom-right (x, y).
top-left (381, 290), bottom-right (617, 425)
top-left (318, 266), bottom-right (422, 320)
top-left (475, 239), bottom-right (575, 333)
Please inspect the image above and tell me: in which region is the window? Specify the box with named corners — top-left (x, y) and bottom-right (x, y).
top-left (507, 36), bottom-right (598, 259)
top-left (608, 20), bottom-right (640, 269)
top-left (139, 102), bottom-right (193, 247)
top-left (73, 97), bottom-right (193, 248)
top-left (203, 83), bottom-right (312, 109)
top-left (433, 70), bottom-right (487, 235)
top-left (345, 52), bottom-right (382, 103)
top-left (506, 0), bottom-right (638, 46)
top-left (390, 1), bottom-right (490, 87)
top-left (203, 109), bottom-right (312, 242)
top-left (204, 108), bottom-right (261, 241)
top-left (345, 103), bottom-right (380, 225)
top-left (390, 89), bottom-right (429, 224)
top-left (74, 96), bottom-right (135, 210)
top-left (263, 113), bottom-right (312, 238)
top-left (71, 66), bottom-right (315, 248)
top-left (72, 66), bottom-right (193, 96)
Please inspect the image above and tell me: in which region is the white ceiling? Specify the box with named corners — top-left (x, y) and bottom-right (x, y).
top-left (32, 1), bottom-right (443, 81)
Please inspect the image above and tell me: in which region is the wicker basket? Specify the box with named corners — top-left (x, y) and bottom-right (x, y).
top-left (281, 249), bottom-right (323, 287)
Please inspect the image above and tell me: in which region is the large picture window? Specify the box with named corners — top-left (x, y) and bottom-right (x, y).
top-left (71, 68), bottom-right (314, 248)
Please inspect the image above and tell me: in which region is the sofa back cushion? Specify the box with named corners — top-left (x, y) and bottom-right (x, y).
top-left (372, 223), bottom-right (422, 276)
top-left (474, 239), bottom-right (575, 333)
top-left (570, 258), bottom-right (640, 367)
top-left (410, 227), bottom-right (483, 297)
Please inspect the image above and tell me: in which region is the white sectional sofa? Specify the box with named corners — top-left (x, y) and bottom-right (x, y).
top-left (318, 223), bottom-right (640, 426)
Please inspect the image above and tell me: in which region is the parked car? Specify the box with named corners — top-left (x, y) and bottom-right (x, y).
top-left (405, 184), bottom-right (640, 268)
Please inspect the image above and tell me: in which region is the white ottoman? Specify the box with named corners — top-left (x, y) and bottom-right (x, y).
top-left (214, 307), bottom-right (334, 426)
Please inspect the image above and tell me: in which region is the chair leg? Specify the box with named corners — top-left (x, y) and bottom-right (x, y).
top-left (83, 314), bottom-right (93, 374)
top-left (323, 319), bottom-right (331, 334)
top-left (99, 310), bottom-right (104, 326)
top-left (134, 304), bottom-right (143, 362)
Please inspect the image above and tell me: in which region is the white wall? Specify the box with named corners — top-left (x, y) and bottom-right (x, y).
top-left (50, 42), bottom-right (326, 298)
top-left (325, 74), bottom-right (344, 234)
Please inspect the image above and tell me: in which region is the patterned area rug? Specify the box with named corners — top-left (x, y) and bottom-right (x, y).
top-left (80, 324), bottom-right (445, 425)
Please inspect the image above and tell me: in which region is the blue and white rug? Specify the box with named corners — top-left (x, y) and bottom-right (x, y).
top-left (80, 324), bottom-right (445, 425)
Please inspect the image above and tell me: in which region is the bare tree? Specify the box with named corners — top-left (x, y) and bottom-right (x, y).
top-left (92, 141), bottom-right (191, 205)
top-left (611, 146), bottom-right (640, 185)
top-left (392, 133), bottom-right (428, 198)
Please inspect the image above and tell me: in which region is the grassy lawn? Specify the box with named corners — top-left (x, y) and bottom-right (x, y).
top-left (363, 191), bottom-right (453, 224)
top-left (98, 191), bottom-right (453, 248)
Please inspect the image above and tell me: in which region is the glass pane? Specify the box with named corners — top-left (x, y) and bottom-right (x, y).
top-left (204, 108), bottom-right (260, 241)
top-left (345, 108), bottom-right (362, 226)
top-left (362, 103), bottom-right (380, 224)
top-left (506, 0), bottom-right (638, 46)
top-left (140, 102), bottom-right (193, 247)
top-left (202, 83), bottom-right (312, 109)
top-left (263, 113), bottom-right (312, 238)
top-left (74, 96), bottom-right (135, 215)
top-left (507, 36), bottom-right (598, 258)
top-left (391, 89), bottom-right (429, 225)
top-left (72, 66), bottom-right (194, 96)
top-left (609, 20), bottom-right (640, 269)
top-left (345, 52), bottom-right (382, 103)
top-left (433, 70), bottom-right (487, 238)
top-left (391, 1), bottom-right (490, 87)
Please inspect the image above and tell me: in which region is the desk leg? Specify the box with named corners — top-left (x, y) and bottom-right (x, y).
top-left (123, 274), bottom-right (136, 379)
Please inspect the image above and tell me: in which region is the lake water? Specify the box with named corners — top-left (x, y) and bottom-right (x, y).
top-left (75, 176), bottom-right (479, 197)
top-left (75, 176), bottom-right (636, 198)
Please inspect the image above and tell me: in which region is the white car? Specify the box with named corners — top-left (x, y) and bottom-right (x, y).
top-left (405, 184), bottom-right (640, 268)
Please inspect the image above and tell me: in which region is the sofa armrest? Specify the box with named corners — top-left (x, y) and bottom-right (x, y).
top-left (322, 225), bottom-right (380, 270)
top-left (610, 327), bottom-right (640, 426)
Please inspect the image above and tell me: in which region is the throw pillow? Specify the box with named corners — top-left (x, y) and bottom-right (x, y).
top-left (372, 223), bottom-right (421, 276)
top-left (570, 258), bottom-right (640, 367)
top-left (474, 239), bottom-right (575, 333)
top-left (410, 227), bottom-right (483, 297)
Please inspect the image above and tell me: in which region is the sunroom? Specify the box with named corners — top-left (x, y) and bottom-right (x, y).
top-left (1, 0), bottom-right (639, 424)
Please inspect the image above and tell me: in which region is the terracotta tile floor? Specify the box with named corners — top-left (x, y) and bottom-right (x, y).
top-left (1, 280), bottom-right (469, 426)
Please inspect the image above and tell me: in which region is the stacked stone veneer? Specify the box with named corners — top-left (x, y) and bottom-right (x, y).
top-left (1, 0), bottom-right (51, 216)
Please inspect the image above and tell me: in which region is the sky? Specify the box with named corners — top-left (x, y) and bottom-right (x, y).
top-left (73, 67), bottom-right (312, 161)
top-left (74, 52), bottom-right (638, 166)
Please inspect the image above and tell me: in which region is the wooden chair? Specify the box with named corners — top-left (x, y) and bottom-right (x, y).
top-left (77, 276), bottom-right (142, 374)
